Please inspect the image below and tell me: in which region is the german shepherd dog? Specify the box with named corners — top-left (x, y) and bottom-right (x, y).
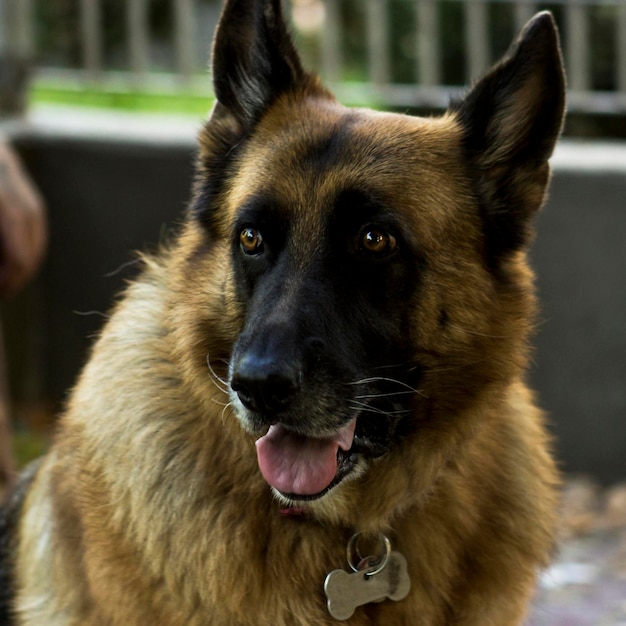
top-left (1, 1), bottom-right (565, 623)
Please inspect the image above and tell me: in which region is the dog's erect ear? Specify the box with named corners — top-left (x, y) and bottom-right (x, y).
top-left (193, 0), bottom-right (327, 233)
top-left (210, 0), bottom-right (311, 129)
top-left (451, 12), bottom-right (566, 266)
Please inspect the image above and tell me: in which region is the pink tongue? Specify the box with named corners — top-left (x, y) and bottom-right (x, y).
top-left (255, 419), bottom-right (357, 496)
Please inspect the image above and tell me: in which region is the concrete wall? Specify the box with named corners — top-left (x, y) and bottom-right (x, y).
top-left (2, 110), bottom-right (625, 483)
top-left (532, 146), bottom-right (626, 484)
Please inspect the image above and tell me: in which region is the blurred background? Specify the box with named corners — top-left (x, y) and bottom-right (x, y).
top-left (1, 0), bottom-right (625, 621)
top-left (1, 0), bottom-right (625, 483)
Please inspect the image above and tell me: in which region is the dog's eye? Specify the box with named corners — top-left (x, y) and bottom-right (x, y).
top-left (240, 227), bottom-right (264, 255)
top-left (357, 227), bottom-right (397, 257)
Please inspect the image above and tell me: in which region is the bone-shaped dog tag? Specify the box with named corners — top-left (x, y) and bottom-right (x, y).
top-left (324, 551), bottom-right (411, 621)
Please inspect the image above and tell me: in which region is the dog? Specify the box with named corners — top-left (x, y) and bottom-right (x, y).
top-left (0, 0), bottom-right (566, 623)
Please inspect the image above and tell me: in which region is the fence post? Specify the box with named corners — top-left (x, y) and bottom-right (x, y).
top-left (127, 0), bottom-right (150, 84)
top-left (565, 0), bottom-right (590, 93)
top-left (513, 2), bottom-right (537, 33)
top-left (174, 0), bottom-right (194, 84)
top-left (0, 0), bottom-right (34, 116)
top-left (321, 0), bottom-right (341, 84)
top-left (618, 3), bottom-right (626, 100)
top-left (366, 0), bottom-right (390, 88)
top-left (416, 0), bottom-right (440, 87)
top-left (464, 0), bottom-right (489, 81)
top-left (80, 0), bottom-right (103, 83)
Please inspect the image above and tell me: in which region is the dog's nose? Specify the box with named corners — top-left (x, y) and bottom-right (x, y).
top-left (231, 354), bottom-right (300, 415)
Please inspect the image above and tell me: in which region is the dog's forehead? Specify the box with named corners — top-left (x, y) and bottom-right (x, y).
top-left (229, 99), bottom-right (462, 210)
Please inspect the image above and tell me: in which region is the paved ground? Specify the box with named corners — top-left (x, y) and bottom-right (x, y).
top-left (528, 479), bottom-right (626, 625)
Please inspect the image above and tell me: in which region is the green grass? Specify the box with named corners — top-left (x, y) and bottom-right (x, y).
top-left (30, 82), bottom-right (215, 116)
top-left (29, 78), bottom-right (379, 115)
top-left (28, 75), bottom-right (383, 117)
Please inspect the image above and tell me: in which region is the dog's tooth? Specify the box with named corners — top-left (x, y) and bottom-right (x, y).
top-left (335, 417), bottom-right (357, 451)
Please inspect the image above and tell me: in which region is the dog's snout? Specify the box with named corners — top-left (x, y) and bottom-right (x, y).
top-left (231, 354), bottom-right (300, 415)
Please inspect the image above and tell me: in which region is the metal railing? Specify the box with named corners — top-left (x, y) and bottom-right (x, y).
top-left (79, 0), bottom-right (198, 83)
top-left (2, 0), bottom-right (625, 114)
top-left (319, 0), bottom-right (626, 113)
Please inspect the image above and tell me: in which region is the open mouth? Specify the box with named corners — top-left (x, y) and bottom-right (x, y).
top-left (255, 418), bottom-right (361, 501)
top-left (254, 415), bottom-right (393, 501)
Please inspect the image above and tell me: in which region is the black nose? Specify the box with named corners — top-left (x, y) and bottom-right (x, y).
top-left (231, 354), bottom-right (300, 415)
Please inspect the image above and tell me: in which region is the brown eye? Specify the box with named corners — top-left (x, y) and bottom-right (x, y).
top-left (359, 228), bottom-right (397, 256)
top-left (240, 227), bottom-right (264, 255)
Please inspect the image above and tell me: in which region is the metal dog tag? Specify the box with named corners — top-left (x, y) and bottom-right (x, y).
top-left (324, 550), bottom-right (411, 620)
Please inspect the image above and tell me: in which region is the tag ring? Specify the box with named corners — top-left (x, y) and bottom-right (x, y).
top-left (346, 532), bottom-right (392, 577)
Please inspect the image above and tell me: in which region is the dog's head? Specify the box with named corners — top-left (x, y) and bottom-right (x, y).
top-left (182, 0), bottom-right (565, 519)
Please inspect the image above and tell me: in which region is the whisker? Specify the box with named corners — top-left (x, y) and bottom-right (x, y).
top-left (220, 402), bottom-right (234, 425)
top-left (371, 363), bottom-right (423, 374)
top-left (354, 390), bottom-right (416, 400)
top-left (348, 400), bottom-right (411, 416)
top-left (73, 310), bottom-right (109, 319)
top-left (210, 396), bottom-right (231, 407)
top-left (206, 353), bottom-right (230, 393)
top-left (103, 258), bottom-right (140, 278)
top-left (348, 376), bottom-right (425, 397)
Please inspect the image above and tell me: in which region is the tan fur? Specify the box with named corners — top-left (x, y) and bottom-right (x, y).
top-left (13, 103), bottom-right (558, 626)
top-left (10, 8), bottom-right (564, 625)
